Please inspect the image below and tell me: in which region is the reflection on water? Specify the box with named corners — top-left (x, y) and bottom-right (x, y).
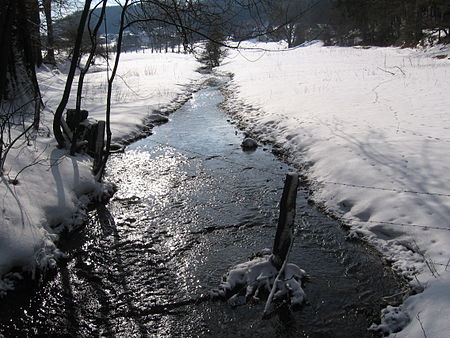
top-left (0, 80), bottom-right (404, 337)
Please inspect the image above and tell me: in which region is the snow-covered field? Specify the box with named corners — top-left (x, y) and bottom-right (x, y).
top-left (0, 51), bottom-right (202, 294)
top-left (40, 51), bottom-right (203, 140)
top-left (220, 41), bottom-right (450, 336)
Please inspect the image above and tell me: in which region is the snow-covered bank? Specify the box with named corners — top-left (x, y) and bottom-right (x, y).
top-left (220, 41), bottom-right (450, 336)
top-left (0, 50), bottom-right (201, 294)
top-left (40, 51), bottom-right (203, 141)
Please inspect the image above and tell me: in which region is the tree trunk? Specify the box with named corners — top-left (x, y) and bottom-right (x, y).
top-left (0, 0), bottom-right (42, 123)
top-left (0, 0), bottom-right (14, 99)
top-left (23, 0), bottom-right (42, 67)
top-left (43, 0), bottom-right (56, 65)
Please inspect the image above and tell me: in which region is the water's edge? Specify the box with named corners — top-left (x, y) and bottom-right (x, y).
top-left (0, 73), bottom-right (408, 337)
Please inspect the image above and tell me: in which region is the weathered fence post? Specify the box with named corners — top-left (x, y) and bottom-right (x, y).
top-left (263, 172), bottom-right (300, 318)
top-left (271, 172), bottom-right (299, 269)
top-left (92, 120), bottom-right (105, 175)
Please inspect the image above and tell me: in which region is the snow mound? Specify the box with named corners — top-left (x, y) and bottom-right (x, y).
top-left (212, 252), bottom-right (306, 308)
top-left (370, 305), bottom-right (410, 335)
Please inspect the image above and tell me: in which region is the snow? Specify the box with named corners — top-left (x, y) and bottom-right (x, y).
top-left (213, 251), bottom-right (306, 309)
top-left (220, 41), bottom-right (450, 336)
top-left (40, 51), bottom-right (202, 140)
top-left (2, 39), bottom-right (450, 336)
top-left (0, 50), bottom-right (202, 295)
top-left (0, 146), bottom-right (100, 294)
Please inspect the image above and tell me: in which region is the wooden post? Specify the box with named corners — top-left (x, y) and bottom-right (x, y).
top-left (93, 120), bottom-right (105, 174)
top-left (271, 172), bottom-right (299, 269)
top-left (66, 109), bottom-right (88, 131)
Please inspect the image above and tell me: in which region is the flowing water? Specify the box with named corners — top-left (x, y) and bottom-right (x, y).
top-left (0, 78), bottom-right (405, 337)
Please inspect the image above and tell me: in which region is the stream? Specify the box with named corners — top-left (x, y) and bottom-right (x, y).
top-left (0, 77), bottom-right (405, 337)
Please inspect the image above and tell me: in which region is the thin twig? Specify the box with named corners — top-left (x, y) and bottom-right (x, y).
top-left (377, 67), bottom-right (396, 75)
top-left (393, 66), bottom-right (406, 76)
top-left (416, 312), bottom-right (428, 338)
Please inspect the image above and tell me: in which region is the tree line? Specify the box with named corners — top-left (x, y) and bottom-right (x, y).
top-left (263, 0), bottom-right (449, 47)
top-left (331, 0), bottom-right (450, 46)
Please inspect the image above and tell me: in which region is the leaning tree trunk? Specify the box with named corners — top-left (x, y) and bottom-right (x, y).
top-left (52, 0), bottom-right (92, 149)
top-left (96, 0), bottom-right (130, 181)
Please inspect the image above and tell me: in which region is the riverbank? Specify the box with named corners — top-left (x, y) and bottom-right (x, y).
top-left (1, 79), bottom-right (405, 337)
top-left (0, 51), bottom-right (202, 295)
top-left (219, 41), bottom-right (450, 336)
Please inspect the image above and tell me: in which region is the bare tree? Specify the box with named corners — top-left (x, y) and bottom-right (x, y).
top-left (96, 0), bottom-right (131, 180)
top-left (41, 1), bottom-right (82, 64)
top-left (52, 0), bottom-right (93, 149)
top-left (70, 0), bottom-right (108, 155)
top-left (132, 0), bottom-right (275, 50)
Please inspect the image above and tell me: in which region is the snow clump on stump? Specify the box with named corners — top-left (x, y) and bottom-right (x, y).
top-left (211, 252), bottom-right (306, 308)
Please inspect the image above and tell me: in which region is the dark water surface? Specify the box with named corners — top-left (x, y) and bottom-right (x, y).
top-left (0, 79), bottom-right (404, 337)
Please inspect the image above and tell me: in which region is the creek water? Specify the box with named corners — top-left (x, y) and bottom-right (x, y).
top-left (0, 78), bottom-right (404, 337)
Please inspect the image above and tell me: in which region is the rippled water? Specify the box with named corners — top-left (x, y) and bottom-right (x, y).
top-left (0, 79), bottom-right (404, 337)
